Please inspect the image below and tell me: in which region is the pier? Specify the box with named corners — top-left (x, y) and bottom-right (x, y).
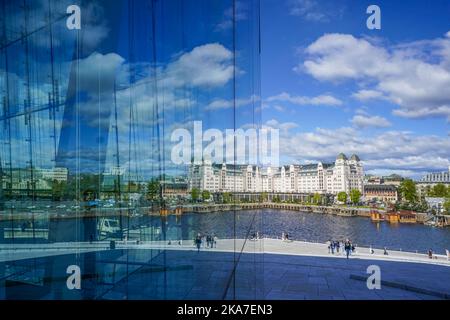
top-left (184, 203), bottom-right (368, 217)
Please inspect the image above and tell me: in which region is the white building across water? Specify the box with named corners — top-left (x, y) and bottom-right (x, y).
top-left (188, 153), bottom-right (364, 195)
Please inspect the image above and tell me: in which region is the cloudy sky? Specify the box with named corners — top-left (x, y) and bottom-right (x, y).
top-left (1, 0), bottom-right (449, 180)
top-left (260, 0), bottom-right (450, 178)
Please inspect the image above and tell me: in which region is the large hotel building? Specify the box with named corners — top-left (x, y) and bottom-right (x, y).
top-left (188, 153), bottom-right (364, 195)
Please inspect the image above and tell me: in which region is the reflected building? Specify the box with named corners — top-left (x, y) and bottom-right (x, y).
top-left (0, 0), bottom-right (263, 300)
top-left (188, 154), bottom-right (364, 195)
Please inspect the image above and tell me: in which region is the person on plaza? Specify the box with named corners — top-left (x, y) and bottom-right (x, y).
top-left (206, 233), bottom-right (211, 248)
top-left (428, 248), bottom-right (433, 259)
top-left (383, 247), bottom-right (388, 255)
top-left (335, 241), bottom-right (340, 253)
top-left (370, 245), bottom-right (374, 254)
top-left (213, 234), bottom-right (218, 248)
top-left (344, 240), bottom-right (351, 259)
top-left (195, 233), bottom-right (202, 253)
top-left (202, 234), bottom-right (207, 248)
top-left (331, 240), bottom-right (335, 254)
top-left (327, 239), bottom-right (331, 253)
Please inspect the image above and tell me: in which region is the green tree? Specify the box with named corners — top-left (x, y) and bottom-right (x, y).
top-left (147, 180), bottom-right (160, 201)
top-left (399, 179), bottom-right (417, 203)
top-left (272, 195), bottom-right (281, 203)
top-left (51, 180), bottom-right (66, 201)
top-left (428, 183), bottom-right (448, 197)
top-left (222, 192), bottom-right (232, 203)
top-left (313, 193), bottom-right (322, 205)
top-left (350, 189), bottom-right (361, 205)
top-left (444, 198), bottom-right (450, 215)
top-left (337, 191), bottom-right (347, 203)
top-left (191, 188), bottom-right (200, 202)
top-left (201, 190), bottom-right (211, 201)
top-left (260, 192), bottom-right (268, 203)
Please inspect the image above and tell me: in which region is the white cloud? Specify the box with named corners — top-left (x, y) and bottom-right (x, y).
top-left (273, 105), bottom-right (286, 112)
top-left (288, 0), bottom-right (328, 22)
top-left (264, 119), bottom-right (298, 133)
top-left (164, 43), bottom-right (237, 88)
top-left (352, 89), bottom-right (385, 101)
top-left (270, 121), bottom-right (450, 176)
top-left (267, 92), bottom-right (342, 106)
top-left (205, 95), bottom-right (259, 111)
top-left (351, 114), bottom-right (391, 128)
top-left (74, 52), bottom-right (125, 92)
top-left (302, 32), bottom-right (450, 120)
top-left (215, 1), bottom-right (248, 31)
top-left (69, 43), bottom-right (235, 127)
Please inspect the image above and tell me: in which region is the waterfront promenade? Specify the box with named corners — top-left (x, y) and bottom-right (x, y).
top-left (1, 238), bottom-right (450, 299)
top-left (1, 238), bottom-right (449, 265)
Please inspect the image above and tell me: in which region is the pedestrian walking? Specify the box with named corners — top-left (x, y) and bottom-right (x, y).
top-left (195, 233), bottom-right (202, 253)
top-left (428, 248), bottom-right (433, 259)
top-left (206, 234), bottom-right (211, 248)
top-left (344, 240), bottom-right (351, 259)
top-left (213, 234), bottom-right (218, 248)
top-left (383, 247), bottom-right (388, 255)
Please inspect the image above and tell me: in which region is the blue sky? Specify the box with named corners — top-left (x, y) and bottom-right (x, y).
top-left (260, 0), bottom-right (450, 178)
top-left (1, 0), bottom-right (449, 180)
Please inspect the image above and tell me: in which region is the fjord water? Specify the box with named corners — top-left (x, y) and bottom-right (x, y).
top-left (2, 209), bottom-right (449, 254)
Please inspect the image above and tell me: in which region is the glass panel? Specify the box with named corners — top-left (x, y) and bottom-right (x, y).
top-left (0, 0), bottom-right (262, 300)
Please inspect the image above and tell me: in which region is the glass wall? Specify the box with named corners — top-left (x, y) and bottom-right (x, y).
top-left (0, 0), bottom-right (263, 299)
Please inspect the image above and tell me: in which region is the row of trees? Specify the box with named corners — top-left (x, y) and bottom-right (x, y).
top-left (187, 189), bottom-right (363, 206)
top-left (148, 179), bottom-right (449, 214)
top-left (425, 183), bottom-right (450, 214)
top-left (397, 180), bottom-right (450, 214)
top-left (190, 188), bottom-right (212, 202)
top-left (336, 189), bottom-right (362, 205)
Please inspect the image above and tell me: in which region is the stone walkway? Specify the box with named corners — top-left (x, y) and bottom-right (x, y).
top-left (1, 238), bottom-right (449, 300)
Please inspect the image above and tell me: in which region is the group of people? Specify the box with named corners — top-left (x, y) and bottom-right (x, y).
top-left (327, 239), bottom-right (356, 259)
top-left (249, 231), bottom-right (261, 240)
top-left (194, 233), bottom-right (218, 252)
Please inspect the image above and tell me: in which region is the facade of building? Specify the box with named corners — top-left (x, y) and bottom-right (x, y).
top-left (365, 174), bottom-right (403, 187)
top-left (1, 167), bottom-right (68, 191)
top-left (417, 167), bottom-right (450, 198)
top-left (38, 167), bottom-right (69, 182)
top-left (425, 197), bottom-right (446, 214)
top-left (188, 154), bottom-right (364, 195)
top-left (419, 167), bottom-right (450, 185)
top-left (364, 184), bottom-right (398, 204)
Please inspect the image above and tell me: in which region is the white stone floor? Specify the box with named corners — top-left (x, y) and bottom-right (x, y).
top-left (1, 238), bottom-right (449, 300)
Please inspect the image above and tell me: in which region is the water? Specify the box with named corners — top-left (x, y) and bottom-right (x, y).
top-left (2, 209), bottom-right (450, 254)
top-left (164, 209), bottom-right (450, 254)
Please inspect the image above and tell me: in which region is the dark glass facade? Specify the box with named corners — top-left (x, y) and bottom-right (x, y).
top-left (0, 0), bottom-right (263, 299)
